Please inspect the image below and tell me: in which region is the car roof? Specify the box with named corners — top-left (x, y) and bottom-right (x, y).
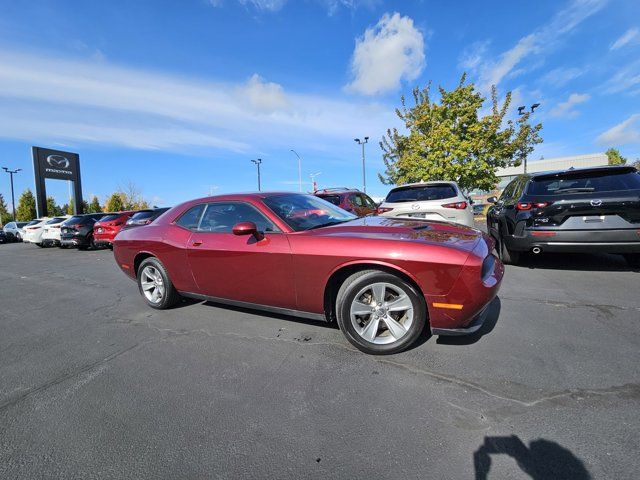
top-left (390, 181), bottom-right (459, 189)
top-left (527, 165), bottom-right (637, 180)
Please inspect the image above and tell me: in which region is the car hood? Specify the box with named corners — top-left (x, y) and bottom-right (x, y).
top-left (303, 216), bottom-right (482, 253)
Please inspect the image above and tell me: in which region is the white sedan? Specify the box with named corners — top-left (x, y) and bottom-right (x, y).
top-left (22, 218), bottom-right (50, 245)
top-left (41, 216), bottom-right (72, 246)
top-left (377, 181), bottom-right (475, 227)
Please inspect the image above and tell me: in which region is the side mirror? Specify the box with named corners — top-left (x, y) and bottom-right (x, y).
top-left (487, 196), bottom-right (497, 204)
top-left (232, 221), bottom-right (263, 240)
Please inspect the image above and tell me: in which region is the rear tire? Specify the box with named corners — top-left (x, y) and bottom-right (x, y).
top-left (137, 257), bottom-right (181, 309)
top-left (623, 253), bottom-right (640, 268)
top-left (336, 270), bottom-right (426, 355)
top-left (499, 237), bottom-right (521, 265)
top-left (36, 242), bottom-right (44, 248)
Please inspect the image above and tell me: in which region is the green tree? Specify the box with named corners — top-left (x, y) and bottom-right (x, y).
top-left (105, 192), bottom-right (125, 212)
top-left (46, 196), bottom-right (63, 216)
top-left (81, 200), bottom-right (90, 213)
top-left (379, 74), bottom-right (543, 192)
top-left (605, 148), bottom-right (627, 165)
top-left (631, 158), bottom-right (640, 171)
top-left (16, 189), bottom-right (37, 221)
top-left (0, 193), bottom-right (11, 225)
top-left (88, 195), bottom-right (102, 213)
top-left (67, 199), bottom-right (74, 215)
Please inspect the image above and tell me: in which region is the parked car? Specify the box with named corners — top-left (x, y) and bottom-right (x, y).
top-left (377, 181), bottom-right (475, 227)
top-left (122, 208), bottom-right (170, 229)
top-left (60, 213), bottom-right (108, 249)
top-left (41, 215), bottom-right (72, 247)
top-left (93, 211), bottom-right (135, 248)
top-left (487, 165), bottom-right (640, 266)
top-left (473, 203), bottom-right (490, 216)
top-left (22, 218), bottom-right (51, 245)
top-left (314, 188), bottom-right (377, 217)
top-left (0, 230), bottom-right (6, 244)
top-left (3, 221), bottom-right (28, 241)
top-left (113, 193), bottom-right (503, 355)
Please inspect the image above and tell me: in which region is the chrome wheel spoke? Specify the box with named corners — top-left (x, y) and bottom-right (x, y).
top-left (371, 284), bottom-right (386, 304)
top-left (387, 294), bottom-right (412, 313)
top-left (360, 317), bottom-right (380, 342)
top-left (141, 281), bottom-right (154, 291)
top-left (351, 300), bottom-right (373, 316)
top-left (382, 315), bottom-right (407, 340)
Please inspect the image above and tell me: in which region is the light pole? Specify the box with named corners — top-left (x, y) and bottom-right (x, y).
top-left (290, 149), bottom-right (303, 192)
top-left (354, 137), bottom-right (369, 193)
top-left (251, 158), bottom-right (262, 191)
top-left (517, 103), bottom-right (541, 174)
top-left (309, 172), bottom-right (321, 193)
top-left (2, 167), bottom-right (21, 221)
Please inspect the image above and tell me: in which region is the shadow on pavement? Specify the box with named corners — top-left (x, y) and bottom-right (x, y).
top-left (518, 252), bottom-right (638, 273)
top-left (436, 297), bottom-right (501, 346)
top-left (474, 435), bottom-right (591, 480)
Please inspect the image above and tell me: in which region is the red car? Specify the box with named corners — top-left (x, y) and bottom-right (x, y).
top-left (113, 193), bottom-right (503, 354)
top-left (93, 211), bottom-right (135, 248)
top-left (315, 188), bottom-right (377, 217)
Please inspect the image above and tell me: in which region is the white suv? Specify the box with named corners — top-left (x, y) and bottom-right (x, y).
top-left (41, 215), bottom-right (72, 246)
top-left (377, 181), bottom-right (474, 227)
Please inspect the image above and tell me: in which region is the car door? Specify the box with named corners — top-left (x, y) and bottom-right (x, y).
top-left (186, 201), bottom-right (296, 309)
top-left (488, 180), bottom-right (517, 239)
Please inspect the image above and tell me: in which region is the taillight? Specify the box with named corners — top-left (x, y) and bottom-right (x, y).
top-left (442, 201), bottom-right (467, 210)
top-left (516, 202), bottom-right (549, 211)
top-left (377, 207), bottom-right (393, 214)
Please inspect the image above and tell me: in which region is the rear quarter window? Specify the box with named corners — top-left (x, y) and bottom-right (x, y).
top-left (386, 185), bottom-right (457, 203)
top-left (528, 171), bottom-right (640, 195)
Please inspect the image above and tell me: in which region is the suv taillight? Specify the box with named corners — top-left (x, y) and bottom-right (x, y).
top-left (516, 202), bottom-right (550, 211)
top-left (442, 201), bottom-right (467, 210)
top-left (376, 207), bottom-right (393, 214)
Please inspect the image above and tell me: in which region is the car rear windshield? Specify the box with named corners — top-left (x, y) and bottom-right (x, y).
top-left (130, 208), bottom-right (169, 221)
top-left (317, 195), bottom-right (341, 206)
top-left (64, 216), bottom-right (84, 225)
top-left (528, 170), bottom-right (640, 195)
top-left (99, 214), bottom-right (123, 222)
top-left (46, 217), bottom-right (67, 224)
top-left (25, 220), bottom-right (40, 227)
top-left (17, 222), bottom-right (28, 227)
top-left (385, 184), bottom-right (457, 203)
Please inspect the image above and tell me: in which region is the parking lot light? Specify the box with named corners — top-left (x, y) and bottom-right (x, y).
top-left (2, 166), bottom-right (22, 221)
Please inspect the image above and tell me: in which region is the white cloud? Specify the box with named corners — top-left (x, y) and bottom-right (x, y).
top-left (210, 0), bottom-right (379, 14)
top-left (541, 66), bottom-right (586, 87)
top-left (346, 12), bottom-right (425, 95)
top-left (597, 114), bottom-right (640, 145)
top-left (0, 47), bottom-right (397, 153)
top-left (458, 41), bottom-right (490, 71)
top-left (610, 27), bottom-right (639, 50)
top-left (466, 0), bottom-right (608, 92)
top-left (238, 0), bottom-right (287, 11)
top-left (602, 60), bottom-right (640, 94)
top-left (550, 92), bottom-right (590, 118)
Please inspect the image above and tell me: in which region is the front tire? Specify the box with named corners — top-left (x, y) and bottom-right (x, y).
top-left (137, 257), bottom-right (181, 309)
top-left (336, 270), bottom-right (426, 355)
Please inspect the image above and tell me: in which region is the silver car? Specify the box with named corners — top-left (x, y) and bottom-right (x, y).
top-left (3, 221), bottom-right (28, 242)
top-left (377, 181), bottom-right (475, 227)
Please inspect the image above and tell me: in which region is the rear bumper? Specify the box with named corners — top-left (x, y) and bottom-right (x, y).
top-left (60, 234), bottom-right (89, 247)
top-left (506, 228), bottom-right (640, 253)
top-left (93, 233), bottom-right (115, 246)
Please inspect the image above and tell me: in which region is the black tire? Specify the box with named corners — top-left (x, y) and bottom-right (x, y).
top-left (15, 233), bottom-right (22, 242)
top-left (499, 237), bottom-right (521, 265)
top-left (623, 253), bottom-right (640, 268)
top-left (137, 257), bottom-right (181, 309)
top-left (336, 270), bottom-right (426, 355)
top-left (36, 242), bottom-right (44, 248)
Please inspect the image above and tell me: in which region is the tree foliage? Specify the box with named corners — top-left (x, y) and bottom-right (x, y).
top-left (105, 193), bottom-right (124, 212)
top-left (46, 196), bottom-right (64, 216)
top-left (379, 74), bottom-right (543, 192)
top-left (605, 148), bottom-right (627, 165)
top-left (88, 195), bottom-right (102, 213)
top-left (0, 193), bottom-right (11, 225)
top-left (16, 189), bottom-right (37, 221)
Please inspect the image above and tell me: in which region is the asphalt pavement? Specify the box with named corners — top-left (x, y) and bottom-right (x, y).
top-left (1, 236), bottom-right (639, 479)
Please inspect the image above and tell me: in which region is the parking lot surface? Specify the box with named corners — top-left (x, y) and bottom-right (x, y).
top-left (1, 240), bottom-right (639, 479)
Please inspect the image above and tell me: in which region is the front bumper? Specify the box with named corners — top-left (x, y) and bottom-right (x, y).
top-left (430, 304), bottom-right (489, 335)
top-left (505, 228), bottom-right (640, 253)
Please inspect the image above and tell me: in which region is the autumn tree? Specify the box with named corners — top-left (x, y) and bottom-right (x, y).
top-left (605, 148), bottom-right (627, 165)
top-left (380, 74), bottom-right (543, 192)
top-left (16, 189), bottom-right (37, 221)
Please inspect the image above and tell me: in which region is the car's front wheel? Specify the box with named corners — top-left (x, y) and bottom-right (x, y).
top-left (137, 257), bottom-right (181, 309)
top-left (623, 253), bottom-right (640, 268)
top-left (336, 270), bottom-right (426, 355)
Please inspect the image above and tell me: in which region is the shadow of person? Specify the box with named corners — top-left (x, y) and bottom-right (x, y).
top-left (474, 435), bottom-right (591, 480)
top-left (436, 296), bottom-right (501, 346)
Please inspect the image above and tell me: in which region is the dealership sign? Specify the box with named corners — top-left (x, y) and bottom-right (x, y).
top-left (32, 147), bottom-right (84, 216)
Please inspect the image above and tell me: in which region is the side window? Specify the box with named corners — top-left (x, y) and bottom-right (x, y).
top-left (499, 180), bottom-right (517, 202)
top-left (361, 194), bottom-right (376, 209)
top-left (198, 202), bottom-right (278, 233)
top-left (175, 204), bottom-right (205, 230)
top-left (352, 194), bottom-right (364, 207)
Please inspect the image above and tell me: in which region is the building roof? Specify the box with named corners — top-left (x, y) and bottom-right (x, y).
top-left (496, 152), bottom-right (607, 177)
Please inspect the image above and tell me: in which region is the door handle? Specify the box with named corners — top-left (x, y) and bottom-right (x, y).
top-left (192, 241), bottom-right (203, 246)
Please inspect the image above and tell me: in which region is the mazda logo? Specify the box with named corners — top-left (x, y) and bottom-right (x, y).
top-left (411, 204), bottom-right (420, 210)
top-left (590, 199), bottom-right (602, 207)
top-left (46, 155), bottom-right (70, 169)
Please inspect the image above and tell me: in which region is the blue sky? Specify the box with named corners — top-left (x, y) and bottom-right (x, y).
top-left (0, 0), bottom-right (639, 208)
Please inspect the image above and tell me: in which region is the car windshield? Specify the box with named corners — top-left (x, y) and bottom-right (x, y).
top-left (528, 170), bottom-right (640, 195)
top-left (386, 184), bottom-right (457, 203)
top-left (263, 194), bottom-right (356, 231)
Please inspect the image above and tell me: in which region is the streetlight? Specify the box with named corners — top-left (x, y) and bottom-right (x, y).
top-left (354, 137), bottom-right (369, 193)
top-left (290, 149), bottom-right (303, 192)
top-left (517, 104), bottom-right (541, 173)
top-left (251, 158), bottom-right (262, 191)
top-left (309, 172), bottom-right (321, 193)
top-left (2, 167), bottom-right (21, 221)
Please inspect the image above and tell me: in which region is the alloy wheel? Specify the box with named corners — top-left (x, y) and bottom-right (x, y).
top-left (349, 282), bottom-right (414, 345)
top-left (140, 265), bottom-right (165, 304)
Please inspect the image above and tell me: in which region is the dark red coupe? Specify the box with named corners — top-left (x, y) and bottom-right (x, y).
top-left (113, 193), bottom-right (503, 354)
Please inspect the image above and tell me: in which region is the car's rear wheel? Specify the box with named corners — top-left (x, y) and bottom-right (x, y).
top-left (336, 270), bottom-right (426, 355)
top-left (623, 253), bottom-right (640, 268)
top-left (36, 242), bottom-right (44, 248)
top-left (137, 257), bottom-right (180, 309)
